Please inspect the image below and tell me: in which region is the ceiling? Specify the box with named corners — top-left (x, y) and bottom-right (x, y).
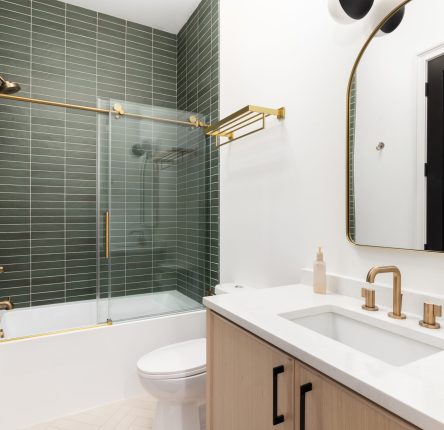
top-left (63, 0), bottom-right (202, 34)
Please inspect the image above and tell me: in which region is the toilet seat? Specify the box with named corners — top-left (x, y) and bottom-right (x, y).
top-left (137, 338), bottom-right (206, 380)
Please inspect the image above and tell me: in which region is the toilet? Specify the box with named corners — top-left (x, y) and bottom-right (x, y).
top-left (137, 338), bottom-right (207, 430)
top-left (137, 284), bottom-right (254, 430)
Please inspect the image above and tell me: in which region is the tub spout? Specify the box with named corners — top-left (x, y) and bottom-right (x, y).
top-left (0, 297), bottom-right (13, 310)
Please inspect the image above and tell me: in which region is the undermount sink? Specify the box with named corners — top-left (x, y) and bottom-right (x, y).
top-left (281, 306), bottom-right (443, 366)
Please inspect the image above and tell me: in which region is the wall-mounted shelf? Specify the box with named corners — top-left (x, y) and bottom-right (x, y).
top-left (205, 105), bottom-right (285, 147)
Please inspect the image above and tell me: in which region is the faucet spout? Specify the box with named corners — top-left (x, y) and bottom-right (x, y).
top-left (366, 266), bottom-right (405, 320)
top-left (0, 297), bottom-right (13, 311)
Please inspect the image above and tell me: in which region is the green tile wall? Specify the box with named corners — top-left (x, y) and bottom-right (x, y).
top-left (177, 0), bottom-right (220, 302)
top-left (0, 0), bottom-right (179, 307)
top-left (349, 77), bottom-right (356, 242)
top-left (103, 105), bottom-right (188, 300)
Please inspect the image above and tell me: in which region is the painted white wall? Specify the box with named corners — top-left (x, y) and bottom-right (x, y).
top-left (0, 311), bottom-right (205, 430)
top-left (354, 0), bottom-right (444, 249)
top-left (219, 0), bottom-right (444, 295)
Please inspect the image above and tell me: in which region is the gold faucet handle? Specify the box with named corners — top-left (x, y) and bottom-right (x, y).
top-left (0, 266), bottom-right (5, 273)
top-left (0, 296), bottom-right (13, 310)
top-left (361, 288), bottom-right (378, 311)
top-left (420, 303), bottom-right (442, 329)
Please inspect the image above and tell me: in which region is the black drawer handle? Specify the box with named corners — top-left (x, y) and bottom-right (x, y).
top-left (300, 383), bottom-right (313, 430)
top-left (273, 365), bottom-right (285, 426)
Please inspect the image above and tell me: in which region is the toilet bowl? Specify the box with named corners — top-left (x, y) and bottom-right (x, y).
top-left (137, 338), bottom-right (206, 430)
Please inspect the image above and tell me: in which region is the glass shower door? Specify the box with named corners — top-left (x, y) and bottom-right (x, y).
top-left (100, 99), bottom-right (208, 323)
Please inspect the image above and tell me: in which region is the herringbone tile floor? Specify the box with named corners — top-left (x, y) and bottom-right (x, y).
top-left (23, 396), bottom-right (157, 430)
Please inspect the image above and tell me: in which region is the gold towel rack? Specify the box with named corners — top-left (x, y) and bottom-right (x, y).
top-left (205, 105), bottom-right (285, 147)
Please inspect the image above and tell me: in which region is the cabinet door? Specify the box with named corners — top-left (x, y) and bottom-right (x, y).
top-left (296, 363), bottom-right (418, 430)
top-left (207, 311), bottom-right (294, 430)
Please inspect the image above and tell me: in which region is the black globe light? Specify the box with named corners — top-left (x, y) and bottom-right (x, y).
top-left (378, 6), bottom-right (406, 35)
top-left (329, 0), bottom-right (374, 24)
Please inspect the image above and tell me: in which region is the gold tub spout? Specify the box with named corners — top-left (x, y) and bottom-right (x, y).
top-left (366, 266), bottom-right (406, 320)
top-left (0, 297), bottom-right (14, 310)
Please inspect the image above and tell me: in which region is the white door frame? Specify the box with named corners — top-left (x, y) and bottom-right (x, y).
top-left (416, 43), bottom-right (444, 249)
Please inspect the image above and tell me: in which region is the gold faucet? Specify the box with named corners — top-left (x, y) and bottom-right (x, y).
top-left (366, 266), bottom-right (406, 320)
top-left (0, 297), bottom-right (13, 311)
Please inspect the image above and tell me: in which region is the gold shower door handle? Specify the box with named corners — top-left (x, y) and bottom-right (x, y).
top-left (105, 210), bottom-right (110, 259)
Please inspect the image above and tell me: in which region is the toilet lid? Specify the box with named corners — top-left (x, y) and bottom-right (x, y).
top-left (137, 338), bottom-right (206, 379)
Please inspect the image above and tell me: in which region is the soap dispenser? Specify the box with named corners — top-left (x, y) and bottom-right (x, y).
top-left (313, 247), bottom-right (327, 294)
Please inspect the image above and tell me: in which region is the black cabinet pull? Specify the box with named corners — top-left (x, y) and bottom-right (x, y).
top-left (272, 365), bottom-right (285, 426)
top-left (300, 383), bottom-right (313, 430)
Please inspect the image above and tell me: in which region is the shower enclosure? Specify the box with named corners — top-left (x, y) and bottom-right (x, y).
top-left (97, 99), bottom-right (210, 324)
top-left (0, 98), bottom-right (216, 341)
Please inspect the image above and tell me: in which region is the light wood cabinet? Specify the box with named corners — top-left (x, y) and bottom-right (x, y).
top-left (207, 311), bottom-right (295, 430)
top-left (297, 364), bottom-right (418, 430)
top-left (207, 310), bottom-right (419, 430)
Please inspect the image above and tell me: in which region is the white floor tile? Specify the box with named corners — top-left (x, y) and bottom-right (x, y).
top-left (22, 397), bottom-right (156, 430)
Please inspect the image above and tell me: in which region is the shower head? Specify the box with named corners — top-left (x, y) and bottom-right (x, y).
top-left (132, 144), bottom-right (146, 157)
top-left (132, 141), bottom-right (152, 157)
top-left (0, 75), bottom-right (21, 95)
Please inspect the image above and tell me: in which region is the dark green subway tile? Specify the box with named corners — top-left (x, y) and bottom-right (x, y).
top-left (0, 0), bottom-right (219, 308)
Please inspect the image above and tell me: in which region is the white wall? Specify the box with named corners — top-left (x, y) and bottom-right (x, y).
top-left (354, 0), bottom-right (444, 249)
top-left (219, 0), bottom-right (444, 295)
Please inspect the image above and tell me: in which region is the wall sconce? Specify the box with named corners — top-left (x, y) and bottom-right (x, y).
top-left (376, 6), bottom-right (405, 36)
top-left (328, 0), bottom-right (375, 24)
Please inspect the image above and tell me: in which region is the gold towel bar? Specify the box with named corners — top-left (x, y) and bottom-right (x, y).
top-left (205, 105), bottom-right (285, 147)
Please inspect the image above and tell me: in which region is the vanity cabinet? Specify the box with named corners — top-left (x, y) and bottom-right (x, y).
top-left (298, 365), bottom-right (416, 430)
top-left (207, 311), bottom-right (295, 430)
top-left (207, 311), bottom-right (418, 430)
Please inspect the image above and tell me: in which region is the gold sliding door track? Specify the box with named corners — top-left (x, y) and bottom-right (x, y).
top-left (0, 95), bottom-right (286, 145)
top-left (0, 94), bottom-right (208, 129)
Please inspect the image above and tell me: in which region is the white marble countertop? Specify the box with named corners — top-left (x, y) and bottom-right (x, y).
top-left (204, 284), bottom-right (444, 430)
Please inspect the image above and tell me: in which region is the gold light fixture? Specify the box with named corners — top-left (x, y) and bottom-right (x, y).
top-left (205, 105), bottom-right (285, 147)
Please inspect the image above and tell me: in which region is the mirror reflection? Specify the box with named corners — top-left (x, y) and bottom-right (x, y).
top-left (348, 0), bottom-right (444, 251)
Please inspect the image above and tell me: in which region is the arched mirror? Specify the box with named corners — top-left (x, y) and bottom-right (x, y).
top-left (347, 0), bottom-right (444, 252)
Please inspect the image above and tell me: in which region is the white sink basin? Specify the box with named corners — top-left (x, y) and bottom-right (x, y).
top-left (281, 306), bottom-right (443, 366)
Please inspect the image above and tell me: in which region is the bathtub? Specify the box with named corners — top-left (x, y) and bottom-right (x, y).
top-left (0, 291), bottom-right (206, 430)
top-left (1, 290), bottom-right (201, 340)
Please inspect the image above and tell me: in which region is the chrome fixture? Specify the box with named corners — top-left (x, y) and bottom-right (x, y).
top-left (0, 75), bottom-right (21, 95)
top-left (366, 266), bottom-right (406, 319)
top-left (419, 303), bottom-right (442, 329)
top-left (361, 287), bottom-right (378, 311)
top-left (376, 142), bottom-right (385, 151)
top-left (0, 297), bottom-right (14, 311)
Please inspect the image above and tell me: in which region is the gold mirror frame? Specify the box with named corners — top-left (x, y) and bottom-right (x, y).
top-left (344, 0), bottom-right (428, 252)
